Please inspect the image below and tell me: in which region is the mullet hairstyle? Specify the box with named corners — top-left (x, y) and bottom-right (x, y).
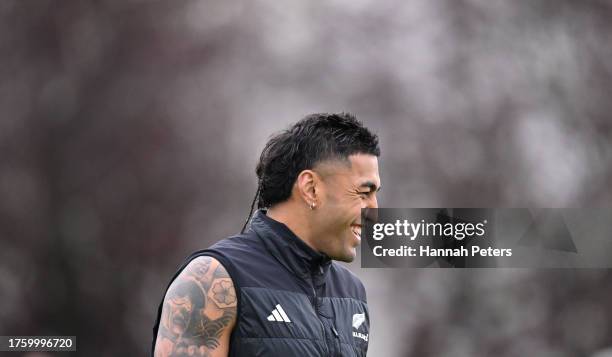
top-left (241, 113), bottom-right (380, 232)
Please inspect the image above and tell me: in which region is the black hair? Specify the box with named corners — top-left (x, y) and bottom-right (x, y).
top-left (241, 112), bottom-right (380, 232)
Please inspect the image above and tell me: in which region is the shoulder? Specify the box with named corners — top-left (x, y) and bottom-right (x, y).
top-left (208, 232), bottom-right (263, 255)
top-left (203, 232), bottom-right (271, 272)
top-left (154, 256), bottom-right (237, 357)
top-left (328, 262), bottom-right (368, 302)
top-left (173, 256), bottom-right (237, 310)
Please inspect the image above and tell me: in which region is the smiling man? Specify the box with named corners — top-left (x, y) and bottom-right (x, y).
top-left (152, 113), bottom-right (380, 357)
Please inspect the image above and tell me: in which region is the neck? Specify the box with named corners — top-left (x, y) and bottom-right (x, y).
top-left (266, 202), bottom-right (319, 252)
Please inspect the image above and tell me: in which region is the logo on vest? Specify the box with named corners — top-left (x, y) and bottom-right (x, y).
top-left (352, 313), bottom-right (368, 342)
top-left (267, 304), bottom-right (292, 323)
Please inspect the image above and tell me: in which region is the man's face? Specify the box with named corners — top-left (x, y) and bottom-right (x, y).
top-left (311, 154), bottom-right (380, 262)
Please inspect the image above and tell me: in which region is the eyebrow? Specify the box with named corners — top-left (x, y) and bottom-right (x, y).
top-left (360, 181), bottom-right (381, 192)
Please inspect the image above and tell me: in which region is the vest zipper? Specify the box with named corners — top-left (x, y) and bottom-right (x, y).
top-left (311, 272), bottom-right (330, 356)
top-left (331, 325), bottom-right (341, 357)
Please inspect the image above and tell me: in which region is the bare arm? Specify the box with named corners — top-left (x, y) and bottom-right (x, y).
top-left (154, 256), bottom-right (237, 357)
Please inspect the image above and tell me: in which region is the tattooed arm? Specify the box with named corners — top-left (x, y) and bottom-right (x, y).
top-left (154, 256), bottom-right (237, 357)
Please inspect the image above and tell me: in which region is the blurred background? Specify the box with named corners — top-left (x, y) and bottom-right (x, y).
top-left (2, 0), bottom-right (612, 356)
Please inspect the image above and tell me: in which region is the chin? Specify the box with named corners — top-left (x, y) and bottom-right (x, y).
top-left (342, 255), bottom-right (356, 263)
top-left (331, 250), bottom-right (356, 263)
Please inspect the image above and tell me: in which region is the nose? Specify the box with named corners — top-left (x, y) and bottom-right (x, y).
top-left (362, 193), bottom-right (378, 209)
top-left (362, 195), bottom-right (379, 224)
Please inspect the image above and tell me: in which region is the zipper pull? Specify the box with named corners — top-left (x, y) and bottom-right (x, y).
top-left (331, 326), bottom-right (339, 338)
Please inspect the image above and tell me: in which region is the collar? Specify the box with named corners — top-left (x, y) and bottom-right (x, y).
top-left (249, 209), bottom-right (331, 282)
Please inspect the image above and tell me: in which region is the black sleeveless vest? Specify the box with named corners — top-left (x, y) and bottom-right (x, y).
top-left (152, 210), bottom-right (370, 357)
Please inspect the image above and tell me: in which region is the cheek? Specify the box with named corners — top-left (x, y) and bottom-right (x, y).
top-left (327, 191), bottom-right (360, 209)
top-left (341, 198), bottom-right (363, 222)
top-left (317, 194), bottom-right (360, 230)
top-left (343, 197), bottom-right (363, 219)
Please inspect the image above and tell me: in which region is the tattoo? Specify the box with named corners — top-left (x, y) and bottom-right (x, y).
top-left (209, 278), bottom-right (237, 308)
top-left (197, 310), bottom-right (235, 349)
top-left (213, 264), bottom-right (230, 278)
top-left (155, 257), bottom-right (237, 357)
top-left (191, 259), bottom-right (211, 281)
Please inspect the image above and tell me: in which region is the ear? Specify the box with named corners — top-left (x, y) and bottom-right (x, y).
top-left (295, 169), bottom-right (319, 208)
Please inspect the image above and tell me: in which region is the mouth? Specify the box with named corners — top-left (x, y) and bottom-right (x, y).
top-left (350, 224), bottom-right (362, 242)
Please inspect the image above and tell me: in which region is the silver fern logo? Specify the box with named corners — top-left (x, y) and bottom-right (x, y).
top-left (352, 313), bottom-right (369, 342)
top-left (352, 313), bottom-right (365, 329)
